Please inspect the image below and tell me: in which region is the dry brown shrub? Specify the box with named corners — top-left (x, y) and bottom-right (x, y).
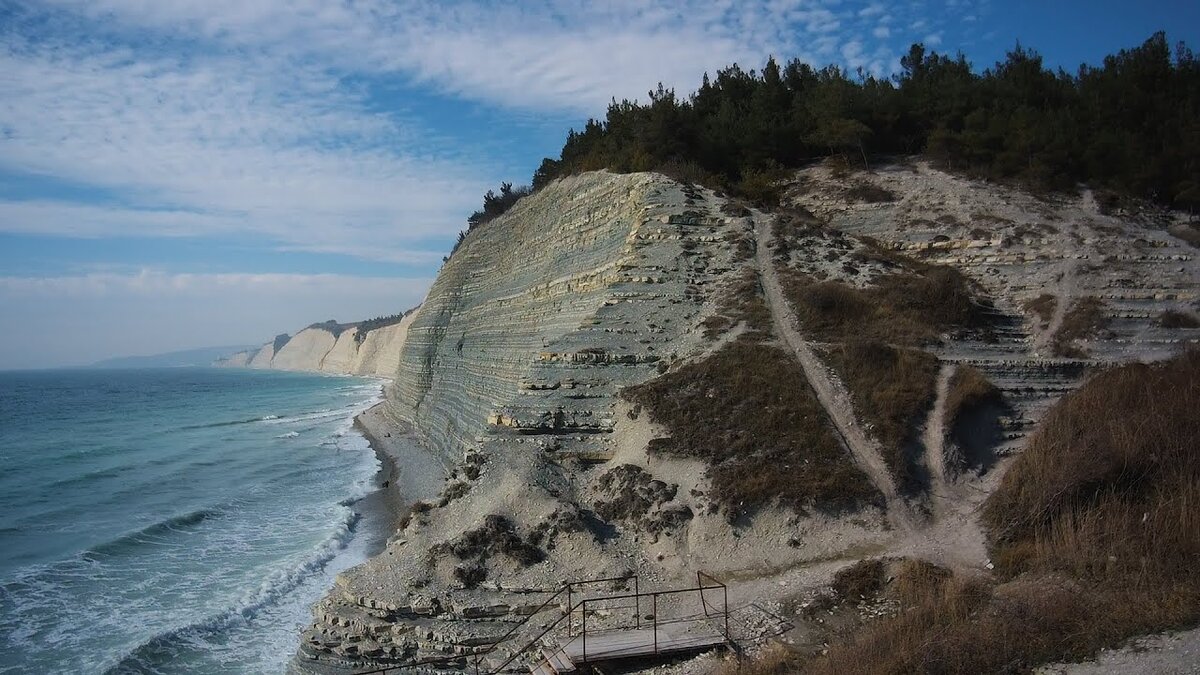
top-left (784, 267), bottom-right (985, 347)
top-left (985, 351), bottom-right (1200, 550)
top-left (716, 642), bottom-right (796, 675)
top-left (825, 341), bottom-right (940, 489)
top-left (1023, 293), bottom-right (1057, 328)
top-left (832, 559), bottom-right (886, 604)
top-left (1052, 296), bottom-right (1109, 356)
top-left (705, 268), bottom-right (772, 341)
top-left (943, 365), bottom-right (1003, 429)
top-left (846, 182), bottom-right (898, 203)
top-left (891, 559), bottom-right (952, 606)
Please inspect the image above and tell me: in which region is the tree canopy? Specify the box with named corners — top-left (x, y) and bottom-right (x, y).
top-left (523, 33), bottom-right (1198, 208)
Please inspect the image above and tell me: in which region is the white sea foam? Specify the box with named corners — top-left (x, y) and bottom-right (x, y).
top-left (0, 370), bottom-right (387, 675)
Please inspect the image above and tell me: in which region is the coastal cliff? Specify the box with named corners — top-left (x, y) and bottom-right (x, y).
top-left (292, 170), bottom-right (846, 672)
top-left (217, 313), bottom-right (416, 379)
top-left (285, 166), bottom-right (1198, 673)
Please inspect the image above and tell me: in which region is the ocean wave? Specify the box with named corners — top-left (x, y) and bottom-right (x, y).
top-left (84, 509), bottom-right (225, 560)
top-left (44, 464), bottom-right (132, 490)
top-left (178, 416), bottom-right (271, 431)
top-left (275, 431), bottom-right (299, 439)
top-left (99, 509), bottom-right (360, 675)
top-left (260, 408), bottom-right (344, 425)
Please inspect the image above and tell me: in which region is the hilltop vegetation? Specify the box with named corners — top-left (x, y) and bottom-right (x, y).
top-left (353, 309), bottom-right (416, 346)
top-left (519, 33), bottom-right (1199, 210)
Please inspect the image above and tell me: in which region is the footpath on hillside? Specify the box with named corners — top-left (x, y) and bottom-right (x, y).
top-left (751, 214), bottom-right (917, 531)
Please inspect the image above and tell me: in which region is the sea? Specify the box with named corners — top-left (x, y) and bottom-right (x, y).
top-left (0, 367), bottom-right (388, 674)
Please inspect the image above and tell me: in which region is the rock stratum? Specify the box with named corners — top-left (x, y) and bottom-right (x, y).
top-left (273, 166), bottom-right (1198, 674)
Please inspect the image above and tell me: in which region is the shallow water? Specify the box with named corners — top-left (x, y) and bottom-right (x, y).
top-left (0, 367), bottom-right (385, 674)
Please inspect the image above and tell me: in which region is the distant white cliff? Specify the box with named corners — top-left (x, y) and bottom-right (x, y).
top-left (215, 311), bottom-right (418, 379)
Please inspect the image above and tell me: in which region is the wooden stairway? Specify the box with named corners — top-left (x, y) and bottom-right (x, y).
top-left (530, 644), bottom-right (576, 675)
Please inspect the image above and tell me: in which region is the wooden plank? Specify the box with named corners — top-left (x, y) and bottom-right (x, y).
top-left (540, 646), bottom-right (576, 673)
top-left (559, 625), bottom-right (724, 663)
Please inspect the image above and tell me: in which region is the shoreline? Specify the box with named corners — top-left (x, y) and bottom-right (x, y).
top-left (350, 402), bottom-right (446, 557)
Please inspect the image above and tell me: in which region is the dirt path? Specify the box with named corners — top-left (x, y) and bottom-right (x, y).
top-left (752, 215), bottom-right (917, 531)
top-left (1034, 258), bottom-right (1080, 354)
top-left (921, 363), bottom-right (956, 513)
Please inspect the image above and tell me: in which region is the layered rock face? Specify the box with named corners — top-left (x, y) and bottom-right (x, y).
top-left (293, 172), bottom-right (806, 672)
top-left (247, 342), bottom-right (275, 368)
top-left (785, 161), bottom-right (1199, 454)
top-left (217, 313), bottom-right (416, 378)
top-left (389, 171), bottom-right (713, 457)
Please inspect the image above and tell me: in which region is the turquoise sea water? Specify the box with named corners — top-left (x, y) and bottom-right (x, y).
top-left (0, 368), bottom-right (385, 674)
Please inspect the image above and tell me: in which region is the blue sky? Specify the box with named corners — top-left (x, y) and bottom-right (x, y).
top-left (1, 1), bottom-right (1196, 367)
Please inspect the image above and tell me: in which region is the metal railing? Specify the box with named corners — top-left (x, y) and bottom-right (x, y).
top-left (481, 575), bottom-right (635, 675)
top-left (566, 574), bottom-right (639, 637)
top-left (573, 572), bottom-right (730, 665)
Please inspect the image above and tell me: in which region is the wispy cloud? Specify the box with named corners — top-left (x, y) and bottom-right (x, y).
top-left (5, 1), bottom-right (971, 265)
top-left (0, 23), bottom-right (487, 263)
top-left (29, 0), bottom-right (941, 113)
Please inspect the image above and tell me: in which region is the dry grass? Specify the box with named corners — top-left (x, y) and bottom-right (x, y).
top-left (1052, 296), bottom-right (1109, 356)
top-left (779, 257), bottom-right (984, 490)
top-left (623, 338), bottom-right (881, 517)
top-left (824, 341), bottom-right (940, 491)
top-left (729, 643), bottom-right (797, 675)
top-left (1023, 293), bottom-right (1057, 328)
top-left (703, 268), bottom-right (773, 341)
top-left (943, 365), bottom-right (1003, 430)
top-left (783, 268), bottom-right (986, 347)
top-left (741, 350), bottom-right (1200, 674)
top-left (891, 559), bottom-right (952, 606)
top-left (846, 182), bottom-right (899, 203)
top-left (832, 559), bottom-right (886, 604)
top-left (984, 351), bottom-right (1200, 566)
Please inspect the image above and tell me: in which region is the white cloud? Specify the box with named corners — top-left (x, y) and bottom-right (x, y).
top-left (0, 36), bottom-right (487, 262)
top-left (3, 1), bottom-right (955, 262)
top-left (859, 3), bottom-right (887, 18)
top-left (873, 26), bottom-right (892, 39)
top-left (29, 0), bottom-right (904, 114)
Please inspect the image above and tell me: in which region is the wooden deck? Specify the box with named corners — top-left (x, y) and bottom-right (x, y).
top-left (544, 625), bottom-right (724, 671)
top-left (530, 626), bottom-right (726, 674)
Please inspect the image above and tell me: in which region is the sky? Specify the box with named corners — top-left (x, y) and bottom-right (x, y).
top-left (1, 1), bottom-right (1196, 368)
